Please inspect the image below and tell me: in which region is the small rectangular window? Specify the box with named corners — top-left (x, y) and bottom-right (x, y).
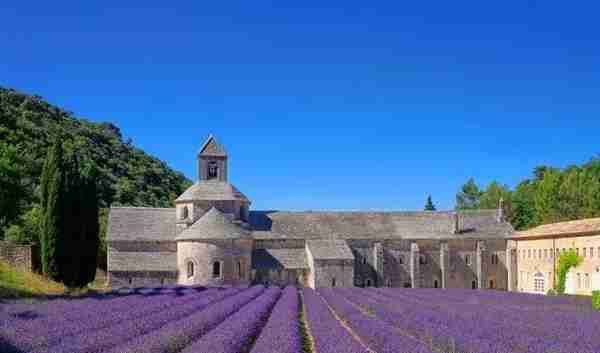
top-left (591, 247), bottom-right (595, 258)
top-left (584, 248), bottom-right (587, 257)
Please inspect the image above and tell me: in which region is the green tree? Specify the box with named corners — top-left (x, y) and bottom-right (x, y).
top-left (39, 138), bottom-right (65, 280)
top-left (510, 180), bottom-right (537, 230)
top-left (424, 195), bottom-right (436, 211)
top-left (79, 164), bottom-right (100, 286)
top-left (4, 207), bottom-right (42, 244)
top-left (456, 178), bottom-right (482, 210)
top-left (0, 142), bottom-right (26, 238)
top-left (555, 249), bottom-right (583, 294)
top-left (534, 169), bottom-right (563, 224)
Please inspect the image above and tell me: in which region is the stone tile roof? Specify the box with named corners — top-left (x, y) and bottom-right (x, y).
top-left (249, 210), bottom-right (512, 240)
top-left (108, 207), bottom-right (511, 243)
top-left (108, 251), bottom-right (176, 271)
top-left (252, 248), bottom-right (307, 269)
top-left (175, 181), bottom-right (250, 203)
top-left (307, 239), bottom-right (354, 260)
top-left (513, 217), bottom-right (600, 239)
top-left (175, 207), bottom-right (251, 241)
top-left (108, 207), bottom-right (176, 242)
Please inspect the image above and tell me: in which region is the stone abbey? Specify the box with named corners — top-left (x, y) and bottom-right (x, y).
top-left (107, 136), bottom-right (515, 289)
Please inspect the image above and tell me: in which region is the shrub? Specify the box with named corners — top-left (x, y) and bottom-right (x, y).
top-left (593, 291), bottom-right (600, 311)
top-left (555, 249), bottom-right (582, 294)
top-left (546, 288), bottom-right (557, 296)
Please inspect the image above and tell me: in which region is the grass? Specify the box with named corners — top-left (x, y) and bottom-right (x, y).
top-left (0, 260), bottom-right (109, 300)
top-left (0, 260), bottom-right (66, 299)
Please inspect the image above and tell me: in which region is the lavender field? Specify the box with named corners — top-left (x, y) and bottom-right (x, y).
top-left (1, 286), bottom-right (598, 353)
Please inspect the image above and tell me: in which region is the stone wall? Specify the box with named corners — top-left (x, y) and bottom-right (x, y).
top-left (313, 259), bottom-right (354, 288)
top-left (0, 241), bottom-right (39, 272)
top-left (177, 239), bottom-right (253, 286)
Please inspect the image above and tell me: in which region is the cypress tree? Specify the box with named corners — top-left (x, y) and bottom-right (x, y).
top-left (81, 166), bottom-right (100, 285)
top-left (61, 155), bottom-right (82, 287)
top-left (40, 139), bottom-right (64, 280)
top-left (424, 195), bottom-right (437, 211)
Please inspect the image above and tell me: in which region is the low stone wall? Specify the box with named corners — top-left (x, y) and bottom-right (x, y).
top-left (0, 241), bottom-right (39, 272)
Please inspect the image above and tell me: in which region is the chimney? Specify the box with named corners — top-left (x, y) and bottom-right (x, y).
top-left (497, 198), bottom-right (504, 222)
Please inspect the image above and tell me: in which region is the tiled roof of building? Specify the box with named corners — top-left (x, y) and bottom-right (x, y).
top-left (249, 210), bottom-right (512, 240)
top-left (513, 217), bottom-right (600, 239)
top-left (175, 181), bottom-right (250, 203)
top-left (108, 207), bottom-right (176, 242)
top-left (252, 248), bottom-right (307, 269)
top-left (108, 207), bottom-right (512, 243)
top-left (307, 239), bottom-right (354, 260)
top-left (108, 251), bottom-right (176, 271)
top-left (175, 207), bottom-right (251, 241)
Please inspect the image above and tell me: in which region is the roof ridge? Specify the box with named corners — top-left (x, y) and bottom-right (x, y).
top-left (110, 207), bottom-right (175, 211)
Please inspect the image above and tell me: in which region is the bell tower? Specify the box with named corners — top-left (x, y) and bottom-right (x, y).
top-left (197, 134), bottom-right (228, 182)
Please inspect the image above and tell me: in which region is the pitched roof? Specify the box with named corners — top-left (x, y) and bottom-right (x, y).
top-left (252, 248), bottom-right (307, 269)
top-left (249, 210), bottom-right (512, 240)
top-left (175, 181), bottom-right (250, 203)
top-left (198, 135), bottom-right (227, 156)
top-left (307, 239), bottom-right (354, 260)
top-left (108, 207), bottom-right (176, 242)
top-left (108, 251), bottom-right (176, 271)
top-left (175, 207), bottom-right (251, 241)
top-left (513, 217), bottom-right (600, 239)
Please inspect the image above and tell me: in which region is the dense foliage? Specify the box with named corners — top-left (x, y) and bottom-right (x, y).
top-left (456, 161), bottom-right (600, 230)
top-left (593, 291), bottom-right (600, 311)
top-left (38, 139), bottom-right (100, 286)
top-left (0, 87), bottom-right (192, 241)
top-left (556, 249), bottom-right (583, 294)
top-left (2, 287), bottom-right (599, 353)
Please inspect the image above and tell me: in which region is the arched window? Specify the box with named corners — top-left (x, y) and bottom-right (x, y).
top-left (489, 279), bottom-right (495, 289)
top-left (366, 279), bottom-right (372, 287)
top-left (332, 278), bottom-right (336, 287)
top-left (465, 254), bottom-right (471, 266)
top-left (181, 206), bottom-right (189, 220)
top-left (434, 279), bottom-right (439, 288)
top-left (207, 161), bottom-right (219, 180)
top-left (212, 261), bottom-right (221, 279)
top-left (398, 255), bottom-right (404, 265)
top-left (419, 254), bottom-right (427, 265)
top-left (471, 280), bottom-right (477, 289)
top-left (237, 261), bottom-right (243, 279)
top-left (362, 257), bottom-right (367, 265)
top-left (187, 261), bottom-right (194, 278)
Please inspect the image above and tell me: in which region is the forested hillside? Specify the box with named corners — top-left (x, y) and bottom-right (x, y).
top-left (456, 162), bottom-right (600, 230)
top-left (0, 87), bottom-right (192, 245)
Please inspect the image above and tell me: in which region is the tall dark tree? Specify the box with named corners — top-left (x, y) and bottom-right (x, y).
top-left (79, 164), bottom-right (100, 285)
top-left (39, 138), bottom-right (64, 280)
top-left (424, 195), bottom-right (436, 211)
top-left (456, 178), bottom-right (482, 210)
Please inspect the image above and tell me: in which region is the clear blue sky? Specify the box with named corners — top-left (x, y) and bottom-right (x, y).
top-left (2, 1), bottom-right (600, 211)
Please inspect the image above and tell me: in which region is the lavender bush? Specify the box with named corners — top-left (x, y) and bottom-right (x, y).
top-left (250, 286), bottom-right (303, 353)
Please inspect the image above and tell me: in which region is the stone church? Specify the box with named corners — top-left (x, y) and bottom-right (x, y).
top-left (107, 136), bottom-right (515, 289)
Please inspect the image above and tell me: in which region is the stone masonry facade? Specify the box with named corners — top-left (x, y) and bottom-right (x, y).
top-left (107, 135), bottom-right (514, 289)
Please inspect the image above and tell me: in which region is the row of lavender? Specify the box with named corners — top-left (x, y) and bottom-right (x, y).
top-left (323, 287), bottom-right (600, 353)
top-left (2, 285), bottom-right (598, 353)
top-left (0, 286), bottom-right (306, 353)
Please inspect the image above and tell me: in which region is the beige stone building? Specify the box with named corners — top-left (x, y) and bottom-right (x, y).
top-left (509, 218), bottom-right (600, 295)
top-left (107, 135), bottom-right (514, 289)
